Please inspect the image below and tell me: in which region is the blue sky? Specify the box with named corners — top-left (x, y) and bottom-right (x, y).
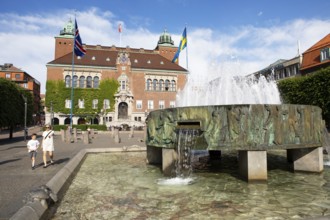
top-left (1, 0), bottom-right (330, 93)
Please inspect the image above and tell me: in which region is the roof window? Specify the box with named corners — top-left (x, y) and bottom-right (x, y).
top-left (320, 48), bottom-right (330, 62)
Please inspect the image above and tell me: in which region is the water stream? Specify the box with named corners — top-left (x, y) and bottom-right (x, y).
top-left (158, 128), bottom-right (199, 186)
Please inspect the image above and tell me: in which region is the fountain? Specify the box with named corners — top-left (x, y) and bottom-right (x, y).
top-left (146, 64), bottom-right (325, 181)
top-left (13, 61), bottom-right (330, 219)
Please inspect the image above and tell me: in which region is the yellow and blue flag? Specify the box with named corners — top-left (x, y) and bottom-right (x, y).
top-left (172, 27), bottom-right (187, 63)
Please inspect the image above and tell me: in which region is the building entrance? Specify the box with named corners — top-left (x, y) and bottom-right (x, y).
top-left (118, 102), bottom-right (128, 119)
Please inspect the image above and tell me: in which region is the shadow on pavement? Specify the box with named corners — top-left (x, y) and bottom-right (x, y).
top-left (0, 158), bottom-right (21, 165)
top-left (53, 158), bottom-right (70, 165)
top-left (0, 145), bottom-right (26, 151)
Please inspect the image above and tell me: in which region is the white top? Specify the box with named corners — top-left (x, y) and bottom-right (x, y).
top-left (27, 139), bottom-right (40, 152)
top-left (42, 130), bottom-right (55, 151)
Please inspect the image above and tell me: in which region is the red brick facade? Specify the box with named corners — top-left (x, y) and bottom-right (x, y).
top-left (45, 20), bottom-right (187, 126)
top-left (0, 63), bottom-right (41, 119)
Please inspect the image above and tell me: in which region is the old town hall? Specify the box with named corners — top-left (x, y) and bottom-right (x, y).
top-left (45, 19), bottom-right (188, 128)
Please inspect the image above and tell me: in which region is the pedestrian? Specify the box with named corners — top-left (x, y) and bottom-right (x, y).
top-left (27, 133), bottom-right (40, 170)
top-left (42, 124), bottom-right (55, 168)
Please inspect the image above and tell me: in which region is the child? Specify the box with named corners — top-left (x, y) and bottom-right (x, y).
top-left (27, 133), bottom-right (40, 170)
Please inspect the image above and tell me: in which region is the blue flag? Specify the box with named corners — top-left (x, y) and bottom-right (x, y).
top-left (172, 27), bottom-right (187, 63)
top-left (74, 19), bottom-right (86, 57)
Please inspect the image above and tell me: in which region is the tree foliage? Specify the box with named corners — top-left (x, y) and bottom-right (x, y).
top-left (45, 79), bottom-right (119, 116)
top-left (277, 67), bottom-right (330, 127)
top-left (0, 78), bottom-right (33, 128)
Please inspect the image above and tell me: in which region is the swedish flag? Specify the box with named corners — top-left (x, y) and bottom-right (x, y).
top-left (172, 27), bottom-right (187, 63)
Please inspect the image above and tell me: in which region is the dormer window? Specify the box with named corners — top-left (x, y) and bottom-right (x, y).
top-left (106, 57), bottom-right (110, 61)
top-left (92, 56), bottom-right (96, 60)
top-left (134, 59), bottom-right (138, 63)
top-left (320, 48), bottom-right (330, 62)
top-left (160, 61), bottom-right (164, 65)
top-left (77, 56), bottom-right (81, 60)
top-left (147, 60), bottom-right (151, 64)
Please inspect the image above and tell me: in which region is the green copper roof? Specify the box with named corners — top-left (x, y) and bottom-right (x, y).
top-left (57, 18), bottom-right (74, 38)
top-left (157, 29), bottom-right (175, 47)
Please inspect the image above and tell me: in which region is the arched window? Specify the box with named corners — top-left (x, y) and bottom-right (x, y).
top-left (79, 76), bottom-right (85, 88)
top-left (73, 75), bottom-right (78, 88)
top-left (65, 75), bottom-right (71, 88)
top-left (171, 80), bottom-right (176, 91)
top-left (86, 76), bottom-right (92, 88)
top-left (165, 79), bottom-right (170, 91)
top-left (146, 79), bottom-right (152, 91)
top-left (93, 76), bottom-right (99, 88)
top-left (153, 79), bottom-right (158, 91)
top-left (159, 79), bottom-right (164, 91)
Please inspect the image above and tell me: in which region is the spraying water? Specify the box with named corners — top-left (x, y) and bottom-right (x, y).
top-left (177, 60), bottom-right (281, 106)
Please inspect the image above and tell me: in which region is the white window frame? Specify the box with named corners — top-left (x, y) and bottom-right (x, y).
top-left (148, 100), bottom-right (154, 110)
top-left (78, 99), bottom-right (85, 108)
top-left (65, 99), bottom-right (71, 109)
top-left (120, 80), bottom-right (126, 90)
top-left (92, 99), bottom-right (98, 109)
top-left (159, 100), bottom-right (165, 109)
top-left (103, 99), bottom-right (110, 109)
top-left (169, 101), bottom-right (176, 108)
top-left (136, 100), bottom-right (142, 109)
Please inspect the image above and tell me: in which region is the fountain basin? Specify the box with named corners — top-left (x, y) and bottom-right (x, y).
top-left (146, 104), bottom-right (325, 181)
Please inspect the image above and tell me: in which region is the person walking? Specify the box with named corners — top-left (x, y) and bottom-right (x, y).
top-left (27, 133), bottom-right (40, 170)
top-left (42, 124), bottom-right (55, 168)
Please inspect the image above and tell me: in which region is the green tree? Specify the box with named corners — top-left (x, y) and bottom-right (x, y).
top-left (0, 78), bottom-right (33, 138)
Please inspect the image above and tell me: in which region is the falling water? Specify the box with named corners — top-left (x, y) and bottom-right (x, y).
top-left (157, 128), bottom-right (199, 185)
top-left (175, 128), bottom-right (199, 178)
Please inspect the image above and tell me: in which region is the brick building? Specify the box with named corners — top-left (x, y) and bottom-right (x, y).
top-left (45, 19), bottom-right (188, 127)
top-left (0, 63), bottom-right (41, 123)
top-left (301, 33), bottom-right (330, 75)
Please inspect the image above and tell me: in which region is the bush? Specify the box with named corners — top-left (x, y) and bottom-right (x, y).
top-left (52, 124), bottom-right (107, 131)
top-left (278, 67), bottom-right (330, 128)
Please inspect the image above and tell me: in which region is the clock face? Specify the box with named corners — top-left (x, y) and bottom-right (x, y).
top-left (119, 52), bottom-right (129, 64)
top-left (120, 56), bottom-right (127, 63)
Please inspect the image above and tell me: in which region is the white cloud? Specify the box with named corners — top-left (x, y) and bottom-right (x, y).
top-left (0, 8), bottom-right (330, 94)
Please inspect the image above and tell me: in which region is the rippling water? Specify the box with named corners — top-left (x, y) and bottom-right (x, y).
top-left (51, 151), bottom-right (330, 220)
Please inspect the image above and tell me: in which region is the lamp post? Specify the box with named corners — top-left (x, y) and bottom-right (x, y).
top-left (22, 95), bottom-right (27, 142)
top-left (50, 101), bottom-right (54, 127)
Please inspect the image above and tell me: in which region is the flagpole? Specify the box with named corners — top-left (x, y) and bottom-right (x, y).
top-left (70, 16), bottom-right (76, 132)
top-left (120, 32), bottom-right (122, 47)
top-left (119, 23), bottom-right (122, 47)
top-left (185, 25), bottom-right (188, 70)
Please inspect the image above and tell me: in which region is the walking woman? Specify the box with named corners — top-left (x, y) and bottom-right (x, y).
top-left (42, 124), bottom-right (55, 168)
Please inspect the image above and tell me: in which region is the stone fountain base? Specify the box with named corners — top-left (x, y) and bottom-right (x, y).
top-left (146, 104), bottom-right (325, 181)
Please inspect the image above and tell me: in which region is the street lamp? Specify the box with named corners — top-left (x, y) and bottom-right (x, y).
top-left (50, 101), bottom-right (54, 127)
top-left (22, 95), bottom-right (27, 142)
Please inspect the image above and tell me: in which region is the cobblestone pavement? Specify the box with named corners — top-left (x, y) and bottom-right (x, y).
top-left (0, 126), bottom-right (146, 220)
